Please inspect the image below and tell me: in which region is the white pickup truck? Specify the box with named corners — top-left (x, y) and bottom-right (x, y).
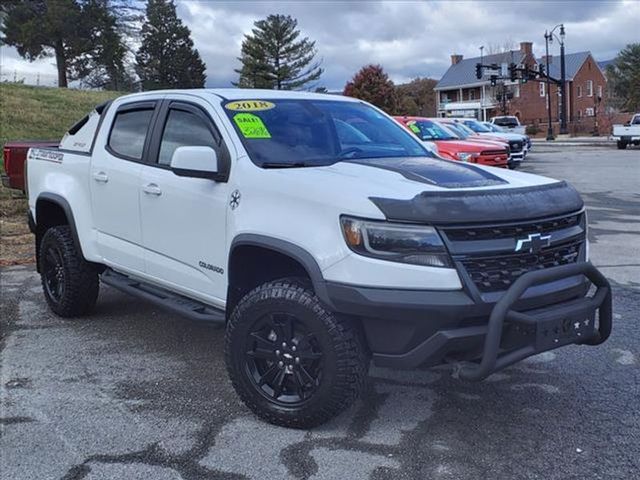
top-left (26, 89), bottom-right (612, 428)
top-left (490, 116), bottom-right (527, 135)
top-left (612, 113), bottom-right (640, 149)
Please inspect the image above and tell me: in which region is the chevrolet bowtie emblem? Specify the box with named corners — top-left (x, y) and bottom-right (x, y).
top-left (515, 233), bottom-right (551, 253)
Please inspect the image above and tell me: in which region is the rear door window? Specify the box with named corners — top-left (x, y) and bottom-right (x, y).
top-left (108, 108), bottom-right (155, 160)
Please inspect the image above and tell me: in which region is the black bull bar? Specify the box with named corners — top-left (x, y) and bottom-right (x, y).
top-left (459, 261), bottom-right (612, 381)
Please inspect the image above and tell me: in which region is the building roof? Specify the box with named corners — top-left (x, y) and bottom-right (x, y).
top-left (435, 51), bottom-right (526, 90)
top-left (537, 51), bottom-right (593, 81)
top-left (436, 50), bottom-right (597, 90)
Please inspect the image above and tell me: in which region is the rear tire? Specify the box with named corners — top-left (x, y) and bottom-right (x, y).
top-left (617, 140), bottom-right (627, 150)
top-left (39, 225), bottom-right (99, 317)
top-left (225, 278), bottom-right (367, 428)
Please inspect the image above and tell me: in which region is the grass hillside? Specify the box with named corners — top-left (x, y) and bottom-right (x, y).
top-left (0, 83), bottom-right (122, 164)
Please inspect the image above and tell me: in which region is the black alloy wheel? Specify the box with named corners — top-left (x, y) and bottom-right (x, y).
top-left (38, 225), bottom-right (99, 317)
top-left (42, 244), bottom-right (66, 304)
top-left (225, 278), bottom-right (367, 428)
top-left (245, 312), bottom-right (323, 405)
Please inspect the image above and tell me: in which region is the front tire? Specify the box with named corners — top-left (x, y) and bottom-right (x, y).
top-left (39, 225), bottom-right (99, 317)
top-left (225, 279), bottom-right (367, 428)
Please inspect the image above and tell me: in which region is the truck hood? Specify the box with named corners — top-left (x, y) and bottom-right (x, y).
top-left (274, 156), bottom-right (583, 225)
top-left (434, 139), bottom-right (504, 153)
top-left (480, 132), bottom-right (526, 141)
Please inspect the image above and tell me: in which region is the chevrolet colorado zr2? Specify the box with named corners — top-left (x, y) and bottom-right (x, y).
top-left (25, 89), bottom-right (612, 428)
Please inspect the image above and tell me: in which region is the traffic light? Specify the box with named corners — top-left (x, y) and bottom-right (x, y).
top-left (475, 63), bottom-right (482, 80)
top-left (538, 63), bottom-right (546, 77)
top-left (509, 63), bottom-right (517, 82)
top-left (490, 75), bottom-right (497, 87)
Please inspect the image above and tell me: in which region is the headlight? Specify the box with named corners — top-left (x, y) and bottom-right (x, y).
top-left (340, 216), bottom-right (452, 267)
top-left (456, 152), bottom-right (478, 162)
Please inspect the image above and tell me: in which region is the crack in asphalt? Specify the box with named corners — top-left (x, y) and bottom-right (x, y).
top-left (59, 422), bottom-right (247, 480)
top-left (0, 415), bottom-right (35, 425)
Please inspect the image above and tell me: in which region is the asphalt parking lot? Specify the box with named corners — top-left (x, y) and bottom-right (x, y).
top-left (1, 145), bottom-right (638, 480)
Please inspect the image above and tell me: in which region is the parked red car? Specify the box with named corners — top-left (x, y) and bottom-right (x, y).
top-left (432, 119), bottom-right (521, 169)
top-left (2, 140), bottom-right (58, 191)
top-left (395, 116), bottom-right (509, 168)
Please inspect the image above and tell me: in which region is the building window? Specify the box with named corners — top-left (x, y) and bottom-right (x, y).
top-left (441, 93), bottom-right (450, 103)
top-left (597, 85), bottom-right (603, 98)
top-left (539, 82), bottom-right (546, 97)
top-left (513, 85), bottom-right (520, 98)
top-left (469, 90), bottom-right (475, 100)
top-left (585, 107), bottom-right (595, 117)
top-left (587, 80), bottom-right (593, 97)
top-left (577, 85), bottom-right (582, 97)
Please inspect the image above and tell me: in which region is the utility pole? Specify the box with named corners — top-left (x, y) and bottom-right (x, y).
top-left (558, 25), bottom-right (567, 134)
top-left (546, 24), bottom-right (567, 134)
top-left (544, 31), bottom-right (554, 140)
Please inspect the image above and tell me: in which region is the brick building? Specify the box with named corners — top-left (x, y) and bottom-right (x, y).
top-left (435, 42), bottom-right (607, 134)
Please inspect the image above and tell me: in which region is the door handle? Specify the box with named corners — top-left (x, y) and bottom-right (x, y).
top-left (92, 171), bottom-right (109, 183)
top-left (143, 183), bottom-right (162, 196)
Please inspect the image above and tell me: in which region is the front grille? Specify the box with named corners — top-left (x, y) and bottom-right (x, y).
top-left (444, 213), bottom-right (582, 241)
top-left (461, 241), bottom-right (582, 292)
top-left (480, 150), bottom-right (508, 156)
top-left (509, 140), bottom-right (523, 152)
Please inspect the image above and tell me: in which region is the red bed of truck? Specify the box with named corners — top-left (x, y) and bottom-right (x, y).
top-left (2, 141), bottom-right (59, 191)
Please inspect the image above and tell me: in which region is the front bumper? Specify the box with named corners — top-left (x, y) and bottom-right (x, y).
top-left (326, 262), bottom-right (611, 380)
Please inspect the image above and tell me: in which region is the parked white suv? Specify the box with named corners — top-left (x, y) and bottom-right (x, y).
top-left (26, 89), bottom-right (612, 428)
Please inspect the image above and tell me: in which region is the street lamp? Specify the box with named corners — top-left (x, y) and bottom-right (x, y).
top-left (547, 24), bottom-right (567, 135)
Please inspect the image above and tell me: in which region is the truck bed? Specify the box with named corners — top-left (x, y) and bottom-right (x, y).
top-left (2, 140), bottom-right (59, 191)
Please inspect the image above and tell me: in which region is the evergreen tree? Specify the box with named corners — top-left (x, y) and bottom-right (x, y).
top-left (135, 0), bottom-right (206, 90)
top-left (235, 14), bottom-right (323, 90)
top-left (606, 43), bottom-right (640, 112)
top-left (73, 0), bottom-right (136, 91)
top-left (343, 65), bottom-right (397, 113)
top-left (1, 0), bottom-right (140, 89)
top-left (1, 0), bottom-right (93, 88)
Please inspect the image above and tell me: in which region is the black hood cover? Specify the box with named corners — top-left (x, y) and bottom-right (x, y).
top-left (371, 181), bottom-right (584, 225)
top-left (346, 157), bottom-right (507, 189)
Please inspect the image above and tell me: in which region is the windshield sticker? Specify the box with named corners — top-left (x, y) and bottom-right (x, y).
top-left (233, 113), bottom-right (272, 139)
top-left (225, 100), bottom-right (275, 112)
top-left (407, 121), bottom-right (421, 134)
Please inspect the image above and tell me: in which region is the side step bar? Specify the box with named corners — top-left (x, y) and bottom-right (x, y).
top-left (100, 268), bottom-right (225, 324)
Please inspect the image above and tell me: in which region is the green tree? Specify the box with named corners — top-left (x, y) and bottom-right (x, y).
top-left (395, 77), bottom-right (438, 116)
top-left (1, 0), bottom-right (93, 88)
top-left (135, 0), bottom-right (206, 90)
top-left (235, 14), bottom-right (323, 90)
top-left (343, 64), bottom-right (397, 113)
top-left (606, 43), bottom-right (640, 112)
top-left (73, 0), bottom-right (138, 91)
top-left (1, 0), bottom-right (139, 89)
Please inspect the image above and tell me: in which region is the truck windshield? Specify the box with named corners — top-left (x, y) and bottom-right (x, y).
top-left (493, 117), bottom-right (518, 128)
top-left (223, 99), bottom-right (430, 167)
top-left (486, 123), bottom-right (504, 132)
top-left (462, 120), bottom-right (492, 133)
top-left (406, 120), bottom-right (457, 141)
top-left (441, 123), bottom-right (470, 139)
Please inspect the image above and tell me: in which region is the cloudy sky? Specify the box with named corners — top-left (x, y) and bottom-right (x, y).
top-left (1, 0), bottom-right (638, 89)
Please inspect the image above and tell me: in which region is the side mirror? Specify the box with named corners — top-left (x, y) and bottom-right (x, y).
top-left (170, 146), bottom-right (219, 180)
